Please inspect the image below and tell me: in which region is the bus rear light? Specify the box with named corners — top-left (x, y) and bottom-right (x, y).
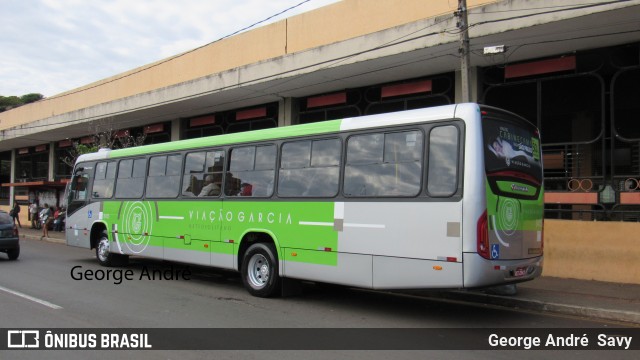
top-left (477, 210), bottom-right (490, 259)
top-left (446, 257), bottom-right (457, 262)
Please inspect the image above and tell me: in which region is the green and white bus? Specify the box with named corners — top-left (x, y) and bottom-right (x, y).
top-left (65, 103), bottom-right (544, 297)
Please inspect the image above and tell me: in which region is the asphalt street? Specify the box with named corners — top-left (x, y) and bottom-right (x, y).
top-left (0, 238), bottom-right (637, 359)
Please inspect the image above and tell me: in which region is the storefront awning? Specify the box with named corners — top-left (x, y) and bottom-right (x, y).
top-left (1, 180), bottom-right (69, 188)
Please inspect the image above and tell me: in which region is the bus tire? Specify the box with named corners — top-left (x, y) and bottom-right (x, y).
top-left (241, 243), bottom-right (281, 298)
top-left (96, 233), bottom-right (128, 267)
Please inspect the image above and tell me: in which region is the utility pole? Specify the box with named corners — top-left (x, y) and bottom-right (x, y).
top-left (457, 0), bottom-right (472, 102)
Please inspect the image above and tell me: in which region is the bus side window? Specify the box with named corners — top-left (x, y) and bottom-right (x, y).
top-left (427, 125), bottom-right (459, 197)
top-left (344, 131), bottom-right (422, 197)
top-left (115, 158), bottom-right (146, 198)
top-left (278, 138), bottom-right (341, 197)
top-left (92, 161), bottom-right (116, 199)
top-left (226, 145), bottom-right (276, 197)
top-left (147, 154), bottom-right (181, 198)
top-left (182, 151), bottom-right (223, 197)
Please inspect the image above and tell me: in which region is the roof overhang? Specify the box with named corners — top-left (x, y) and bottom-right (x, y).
top-left (1, 0), bottom-right (639, 152)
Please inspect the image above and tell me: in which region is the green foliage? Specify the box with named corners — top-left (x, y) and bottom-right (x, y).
top-left (75, 143), bottom-right (99, 155)
top-left (0, 93), bottom-right (44, 112)
top-left (61, 140), bottom-right (99, 168)
top-left (61, 130), bottom-right (146, 168)
top-left (0, 96), bottom-right (22, 112)
top-left (20, 93), bottom-right (44, 104)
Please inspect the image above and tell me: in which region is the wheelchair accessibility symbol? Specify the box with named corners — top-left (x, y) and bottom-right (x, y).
top-left (491, 244), bottom-right (500, 259)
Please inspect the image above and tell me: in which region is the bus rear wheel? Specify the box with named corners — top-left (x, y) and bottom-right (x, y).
top-left (241, 243), bottom-right (281, 297)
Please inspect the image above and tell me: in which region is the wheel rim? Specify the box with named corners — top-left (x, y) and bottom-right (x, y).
top-left (247, 253), bottom-right (269, 289)
top-left (97, 238), bottom-right (110, 262)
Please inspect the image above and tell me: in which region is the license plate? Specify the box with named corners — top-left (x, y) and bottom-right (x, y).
top-left (514, 267), bottom-right (527, 277)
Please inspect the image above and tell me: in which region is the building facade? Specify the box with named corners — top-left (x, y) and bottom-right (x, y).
top-left (1, 0), bottom-right (640, 223)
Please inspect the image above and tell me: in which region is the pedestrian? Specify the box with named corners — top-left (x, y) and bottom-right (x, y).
top-left (40, 203), bottom-right (51, 239)
top-left (29, 202), bottom-right (38, 229)
top-left (10, 201), bottom-right (21, 228)
top-left (54, 207), bottom-right (66, 232)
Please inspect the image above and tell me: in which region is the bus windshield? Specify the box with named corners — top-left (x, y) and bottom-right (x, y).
top-left (482, 116), bottom-right (542, 184)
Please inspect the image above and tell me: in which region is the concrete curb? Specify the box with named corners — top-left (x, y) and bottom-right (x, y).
top-left (417, 290), bottom-right (640, 326)
top-left (20, 233), bottom-right (66, 245)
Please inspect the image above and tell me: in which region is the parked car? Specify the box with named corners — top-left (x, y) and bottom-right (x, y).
top-left (0, 211), bottom-right (19, 260)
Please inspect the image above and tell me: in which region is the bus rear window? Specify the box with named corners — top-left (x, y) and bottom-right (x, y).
top-left (482, 117), bottom-right (542, 184)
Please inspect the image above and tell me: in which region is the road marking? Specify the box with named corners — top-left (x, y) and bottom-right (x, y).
top-left (0, 285), bottom-right (63, 310)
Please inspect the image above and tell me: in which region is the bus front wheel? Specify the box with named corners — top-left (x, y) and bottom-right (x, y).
top-left (241, 243), bottom-right (281, 297)
top-left (96, 234), bottom-right (128, 267)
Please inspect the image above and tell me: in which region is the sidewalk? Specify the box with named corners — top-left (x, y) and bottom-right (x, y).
top-left (19, 225), bottom-right (66, 244)
top-left (417, 277), bottom-right (640, 325)
top-left (17, 226), bottom-right (640, 325)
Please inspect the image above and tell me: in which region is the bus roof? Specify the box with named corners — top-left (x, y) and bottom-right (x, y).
top-left (77, 103), bottom-right (469, 163)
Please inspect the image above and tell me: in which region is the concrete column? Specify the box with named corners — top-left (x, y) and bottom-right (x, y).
top-left (48, 142), bottom-right (55, 181)
top-left (455, 67), bottom-right (480, 103)
top-left (278, 97), bottom-right (299, 127)
top-left (171, 119), bottom-right (181, 141)
top-left (9, 149), bottom-right (15, 207)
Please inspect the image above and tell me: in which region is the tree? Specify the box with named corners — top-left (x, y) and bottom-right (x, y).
top-left (0, 93), bottom-right (44, 112)
top-left (20, 93), bottom-right (44, 104)
top-left (62, 117), bottom-right (147, 168)
top-left (0, 96), bottom-right (22, 112)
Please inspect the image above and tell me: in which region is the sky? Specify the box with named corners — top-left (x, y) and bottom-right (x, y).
top-left (0, 0), bottom-right (340, 98)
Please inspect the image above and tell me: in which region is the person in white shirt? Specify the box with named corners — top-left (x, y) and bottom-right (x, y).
top-left (198, 175), bottom-right (220, 197)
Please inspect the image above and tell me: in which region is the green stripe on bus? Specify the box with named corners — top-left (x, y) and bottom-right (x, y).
top-left (102, 200), bottom-right (339, 265)
top-left (108, 120), bottom-right (343, 158)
